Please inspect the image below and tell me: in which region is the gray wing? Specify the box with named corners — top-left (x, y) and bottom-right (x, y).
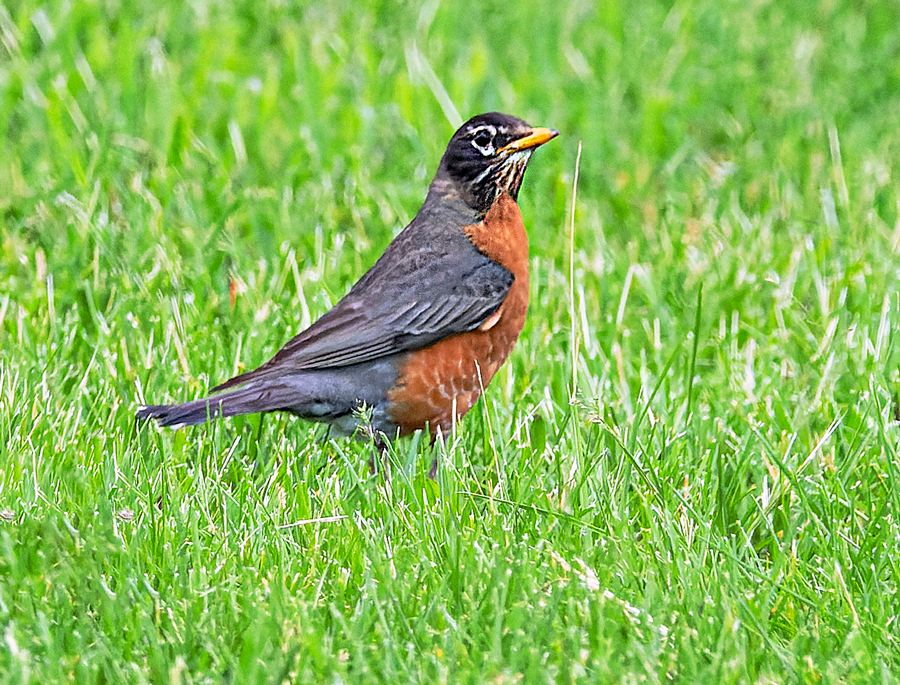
top-left (214, 224), bottom-right (512, 390)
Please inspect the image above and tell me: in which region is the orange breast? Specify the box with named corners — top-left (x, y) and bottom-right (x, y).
top-left (387, 194), bottom-right (529, 435)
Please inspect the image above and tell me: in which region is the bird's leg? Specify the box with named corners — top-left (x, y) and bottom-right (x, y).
top-left (255, 412), bottom-right (266, 444)
top-left (427, 426), bottom-right (445, 480)
top-left (368, 432), bottom-right (390, 476)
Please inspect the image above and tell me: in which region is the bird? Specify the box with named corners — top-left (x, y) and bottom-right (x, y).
top-left (137, 112), bottom-right (558, 447)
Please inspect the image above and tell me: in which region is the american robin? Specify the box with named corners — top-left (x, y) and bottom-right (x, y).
top-left (138, 112), bottom-right (558, 443)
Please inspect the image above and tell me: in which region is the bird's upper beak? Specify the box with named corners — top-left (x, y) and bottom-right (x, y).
top-left (499, 127), bottom-right (560, 154)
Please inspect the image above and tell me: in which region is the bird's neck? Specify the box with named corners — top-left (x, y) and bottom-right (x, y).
top-left (425, 173), bottom-right (462, 203)
top-left (426, 170), bottom-right (496, 220)
top-left (424, 175), bottom-right (483, 221)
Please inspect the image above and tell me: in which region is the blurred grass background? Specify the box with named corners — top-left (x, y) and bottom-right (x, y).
top-left (2, 0), bottom-right (900, 682)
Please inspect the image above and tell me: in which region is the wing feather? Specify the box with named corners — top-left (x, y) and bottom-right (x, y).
top-left (214, 219), bottom-right (512, 392)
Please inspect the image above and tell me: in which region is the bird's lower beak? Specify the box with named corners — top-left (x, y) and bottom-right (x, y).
top-left (500, 127), bottom-right (560, 154)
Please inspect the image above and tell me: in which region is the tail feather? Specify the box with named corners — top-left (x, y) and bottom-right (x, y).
top-left (136, 398), bottom-right (228, 428)
top-left (136, 383), bottom-right (295, 428)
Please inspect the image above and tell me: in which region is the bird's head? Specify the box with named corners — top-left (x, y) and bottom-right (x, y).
top-left (432, 112), bottom-right (558, 216)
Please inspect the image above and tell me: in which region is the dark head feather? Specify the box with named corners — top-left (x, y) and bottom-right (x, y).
top-left (431, 112), bottom-right (558, 216)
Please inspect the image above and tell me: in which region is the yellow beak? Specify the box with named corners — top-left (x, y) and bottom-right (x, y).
top-left (499, 127), bottom-right (560, 154)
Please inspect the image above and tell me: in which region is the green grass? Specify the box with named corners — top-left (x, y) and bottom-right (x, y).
top-left (2, 0), bottom-right (900, 681)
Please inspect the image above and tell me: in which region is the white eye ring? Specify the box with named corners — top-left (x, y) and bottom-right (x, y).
top-left (470, 125), bottom-right (497, 156)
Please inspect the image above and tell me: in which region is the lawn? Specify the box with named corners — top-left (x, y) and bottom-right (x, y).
top-left (2, 0), bottom-right (900, 682)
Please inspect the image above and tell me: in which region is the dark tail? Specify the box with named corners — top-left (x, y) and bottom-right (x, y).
top-left (136, 383), bottom-right (294, 428)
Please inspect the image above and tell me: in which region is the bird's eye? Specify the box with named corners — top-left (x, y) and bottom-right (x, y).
top-left (471, 129), bottom-right (494, 155)
top-left (473, 131), bottom-right (492, 147)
